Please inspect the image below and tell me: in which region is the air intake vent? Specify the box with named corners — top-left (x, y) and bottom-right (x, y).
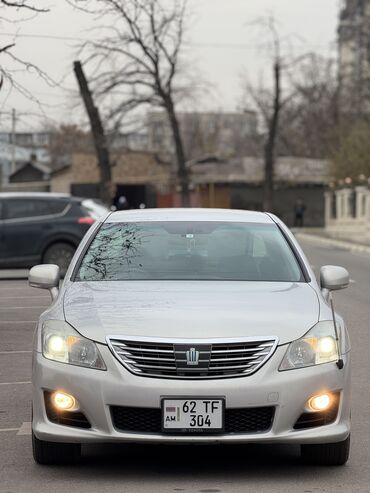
top-left (111, 405), bottom-right (275, 434)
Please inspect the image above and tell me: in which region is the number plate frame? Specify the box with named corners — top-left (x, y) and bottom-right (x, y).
top-left (161, 396), bottom-right (225, 433)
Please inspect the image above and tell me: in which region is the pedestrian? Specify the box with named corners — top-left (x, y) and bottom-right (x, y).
top-left (116, 195), bottom-right (130, 210)
top-left (294, 199), bottom-right (306, 228)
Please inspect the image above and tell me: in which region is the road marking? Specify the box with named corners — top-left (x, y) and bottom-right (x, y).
top-left (350, 279), bottom-right (356, 284)
top-left (0, 350), bottom-right (32, 355)
top-left (0, 427), bottom-right (20, 433)
top-left (0, 296), bottom-right (48, 299)
top-left (17, 422), bottom-right (31, 436)
top-left (0, 381), bottom-right (31, 386)
top-left (0, 307), bottom-right (47, 310)
top-left (0, 287), bottom-right (31, 290)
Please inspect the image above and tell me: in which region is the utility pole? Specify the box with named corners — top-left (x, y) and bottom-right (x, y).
top-left (11, 108), bottom-right (16, 174)
top-left (263, 60), bottom-right (281, 212)
top-left (73, 60), bottom-right (112, 205)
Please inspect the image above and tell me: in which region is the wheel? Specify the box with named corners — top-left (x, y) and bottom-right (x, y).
top-left (43, 242), bottom-right (76, 276)
top-left (301, 435), bottom-right (350, 466)
top-left (32, 431), bottom-right (81, 465)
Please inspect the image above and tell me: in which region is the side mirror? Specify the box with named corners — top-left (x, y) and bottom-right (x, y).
top-left (320, 265), bottom-right (349, 292)
top-left (29, 264), bottom-right (60, 301)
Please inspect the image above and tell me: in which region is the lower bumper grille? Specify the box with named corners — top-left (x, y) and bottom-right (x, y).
top-left (110, 405), bottom-right (275, 435)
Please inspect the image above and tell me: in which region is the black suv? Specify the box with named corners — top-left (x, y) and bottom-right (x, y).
top-left (0, 193), bottom-right (109, 274)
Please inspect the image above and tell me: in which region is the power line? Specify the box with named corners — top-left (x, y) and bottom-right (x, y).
top-left (0, 32), bottom-right (332, 50)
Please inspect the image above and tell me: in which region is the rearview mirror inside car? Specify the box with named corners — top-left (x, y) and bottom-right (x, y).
top-left (29, 264), bottom-right (60, 300)
top-left (320, 265), bottom-right (350, 292)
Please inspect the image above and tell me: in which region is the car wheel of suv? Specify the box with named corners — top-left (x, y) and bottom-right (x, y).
top-left (43, 242), bottom-right (76, 276)
top-left (32, 431), bottom-right (81, 465)
top-left (301, 435), bottom-right (350, 466)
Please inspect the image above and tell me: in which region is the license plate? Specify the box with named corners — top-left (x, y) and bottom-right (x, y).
top-left (162, 398), bottom-right (224, 432)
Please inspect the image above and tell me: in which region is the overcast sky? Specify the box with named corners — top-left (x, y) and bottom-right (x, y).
top-left (0, 0), bottom-right (341, 131)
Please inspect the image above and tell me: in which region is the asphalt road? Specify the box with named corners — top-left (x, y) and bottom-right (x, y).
top-left (1, 239), bottom-right (370, 493)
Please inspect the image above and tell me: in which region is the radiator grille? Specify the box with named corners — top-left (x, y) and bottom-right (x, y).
top-left (111, 405), bottom-right (275, 434)
top-left (108, 337), bottom-right (278, 379)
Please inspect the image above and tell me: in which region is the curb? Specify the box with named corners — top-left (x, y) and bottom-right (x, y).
top-left (295, 233), bottom-right (370, 255)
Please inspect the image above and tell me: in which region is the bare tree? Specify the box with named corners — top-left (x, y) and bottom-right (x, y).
top-left (0, 0), bottom-right (50, 97)
top-left (243, 18), bottom-right (339, 211)
top-left (278, 55), bottom-right (339, 158)
top-left (74, 60), bottom-right (112, 205)
top-left (48, 124), bottom-right (92, 169)
top-left (69, 0), bottom-right (191, 206)
top-left (244, 17), bottom-right (284, 212)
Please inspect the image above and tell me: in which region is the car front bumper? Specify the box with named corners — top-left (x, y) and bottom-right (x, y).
top-left (32, 345), bottom-right (351, 445)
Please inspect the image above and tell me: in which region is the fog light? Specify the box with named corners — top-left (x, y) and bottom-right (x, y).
top-left (307, 393), bottom-right (332, 412)
top-left (52, 391), bottom-right (77, 411)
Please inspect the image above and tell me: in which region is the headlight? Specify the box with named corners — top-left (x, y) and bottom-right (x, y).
top-left (42, 321), bottom-right (106, 370)
top-left (279, 321), bottom-right (339, 371)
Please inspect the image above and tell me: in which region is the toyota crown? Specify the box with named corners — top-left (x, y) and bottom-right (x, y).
top-left (29, 209), bottom-right (351, 466)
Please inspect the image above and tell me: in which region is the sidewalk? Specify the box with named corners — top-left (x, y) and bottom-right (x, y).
top-left (293, 228), bottom-right (370, 255)
top-left (0, 269), bottom-right (29, 280)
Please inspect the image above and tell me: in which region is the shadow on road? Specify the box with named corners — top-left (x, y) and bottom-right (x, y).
top-left (34, 442), bottom-right (345, 484)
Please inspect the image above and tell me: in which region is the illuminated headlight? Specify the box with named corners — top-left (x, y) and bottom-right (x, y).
top-left (42, 321), bottom-right (106, 370)
top-left (279, 321), bottom-right (339, 371)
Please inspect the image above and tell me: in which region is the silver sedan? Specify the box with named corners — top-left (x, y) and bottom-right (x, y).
top-left (29, 209), bottom-right (351, 466)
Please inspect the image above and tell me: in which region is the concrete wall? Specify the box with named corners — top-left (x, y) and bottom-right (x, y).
top-left (325, 187), bottom-right (370, 243)
top-left (230, 184), bottom-right (326, 227)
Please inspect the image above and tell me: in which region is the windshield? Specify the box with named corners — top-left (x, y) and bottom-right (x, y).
top-left (75, 221), bottom-right (304, 282)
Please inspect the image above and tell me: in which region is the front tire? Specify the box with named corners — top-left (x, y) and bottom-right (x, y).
top-left (32, 431), bottom-right (81, 465)
top-left (301, 435), bottom-right (350, 466)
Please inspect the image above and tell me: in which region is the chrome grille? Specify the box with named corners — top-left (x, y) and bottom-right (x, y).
top-left (107, 336), bottom-right (278, 379)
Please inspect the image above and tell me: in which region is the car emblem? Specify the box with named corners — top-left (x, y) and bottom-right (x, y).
top-left (186, 347), bottom-right (200, 366)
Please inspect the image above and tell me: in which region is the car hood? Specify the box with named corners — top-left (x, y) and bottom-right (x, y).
top-left (63, 281), bottom-right (319, 345)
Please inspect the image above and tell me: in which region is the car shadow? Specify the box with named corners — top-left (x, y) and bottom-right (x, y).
top-left (60, 442), bottom-right (345, 481)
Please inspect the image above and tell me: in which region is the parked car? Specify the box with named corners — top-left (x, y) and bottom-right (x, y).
top-left (29, 208), bottom-right (351, 466)
top-left (0, 193), bottom-right (109, 274)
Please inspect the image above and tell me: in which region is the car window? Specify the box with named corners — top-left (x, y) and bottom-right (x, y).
top-left (5, 199), bottom-right (67, 220)
top-left (0, 200), bottom-right (3, 220)
top-left (76, 221), bottom-right (304, 282)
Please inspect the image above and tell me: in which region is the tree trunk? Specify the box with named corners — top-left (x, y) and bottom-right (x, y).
top-left (73, 61), bottom-right (112, 205)
top-left (264, 61), bottom-right (281, 212)
top-left (164, 96), bottom-right (190, 207)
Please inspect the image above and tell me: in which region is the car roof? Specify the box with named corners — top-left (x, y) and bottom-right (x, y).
top-left (106, 208), bottom-right (273, 224)
top-left (0, 192), bottom-right (70, 198)
top-left (0, 192), bottom-right (84, 202)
